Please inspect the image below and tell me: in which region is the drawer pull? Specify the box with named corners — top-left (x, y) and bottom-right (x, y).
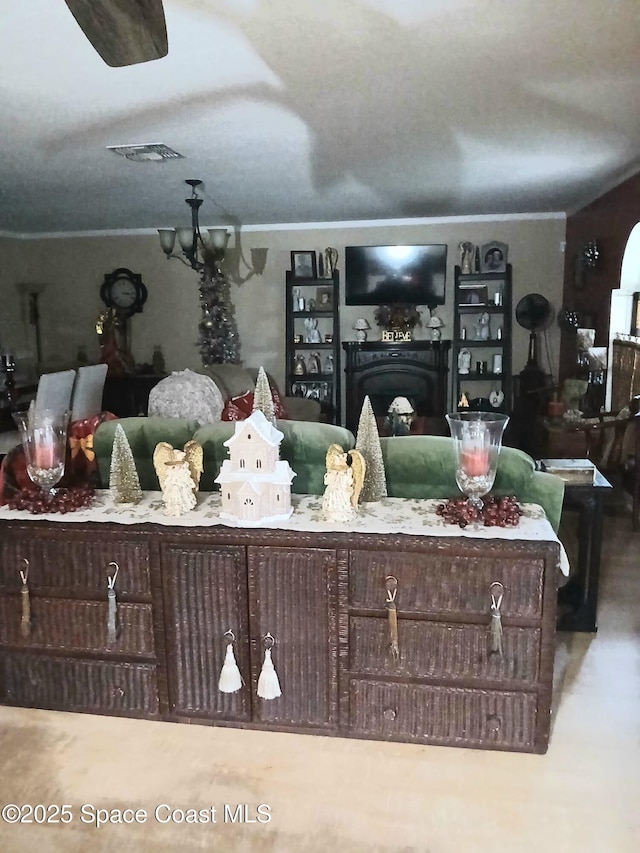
top-left (113, 686), bottom-right (125, 699)
top-left (489, 582), bottom-right (504, 656)
top-left (106, 562), bottom-right (120, 646)
top-left (19, 559), bottom-right (31, 638)
top-left (486, 714), bottom-right (502, 733)
top-left (383, 708), bottom-right (397, 721)
top-left (385, 576), bottom-right (399, 660)
top-left (218, 629), bottom-right (244, 694)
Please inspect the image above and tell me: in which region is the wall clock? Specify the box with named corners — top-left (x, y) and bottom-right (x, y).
top-left (100, 268), bottom-right (148, 317)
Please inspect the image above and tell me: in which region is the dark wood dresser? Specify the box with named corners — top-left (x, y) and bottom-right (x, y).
top-left (0, 508), bottom-right (560, 753)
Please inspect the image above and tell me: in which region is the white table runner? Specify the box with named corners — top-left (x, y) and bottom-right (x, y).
top-left (0, 491), bottom-right (569, 576)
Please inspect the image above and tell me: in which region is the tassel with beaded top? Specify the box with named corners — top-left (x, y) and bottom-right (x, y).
top-left (257, 633), bottom-right (281, 700)
top-left (218, 630), bottom-right (243, 694)
top-left (490, 582), bottom-right (504, 656)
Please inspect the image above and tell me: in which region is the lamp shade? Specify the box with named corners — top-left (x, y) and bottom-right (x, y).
top-left (158, 229), bottom-right (176, 254)
top-left (353, 318), bottom-right (371, 331)
top-left (427, 315), bottom-right (444, 328)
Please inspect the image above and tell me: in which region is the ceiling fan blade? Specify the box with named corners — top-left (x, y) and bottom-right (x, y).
top-left (63, 0), bottom-right (168, 67)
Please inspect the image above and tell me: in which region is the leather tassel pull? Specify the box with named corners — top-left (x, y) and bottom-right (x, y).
top-left (19, 559), bottom-right (30, 639)
top-left (107, 562), bottom-right (119, 647)
top-left (257, 633), bottom-right (281, 700)
top-left (385, 575), bottom-right (399, 661)
top-left (218, 630), bottom-right (243, 694)
top-left (490, 582), bottom-right (504, 656)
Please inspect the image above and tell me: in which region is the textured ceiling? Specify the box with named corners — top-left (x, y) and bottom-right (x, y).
top-left (1, 0), bottom-right (639, 235)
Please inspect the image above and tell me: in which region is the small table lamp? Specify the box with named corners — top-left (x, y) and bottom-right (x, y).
top-left (353, 318), bottom-right (371, 342)
top-left (427, 313), bottom-right (445, 341)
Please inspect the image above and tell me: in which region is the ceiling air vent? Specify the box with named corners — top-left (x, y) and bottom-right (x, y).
top-left (106, 143), bottom-right (185, 162)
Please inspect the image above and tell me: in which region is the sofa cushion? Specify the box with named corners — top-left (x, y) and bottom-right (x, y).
top-left (204, 364), bottom-right (255, 399)
top-left (381, 436), bottom-right (535, 498)
top-left (194, 419), bottom-right (355, 494)
top-left (94, 417), bottom-right (201, 490)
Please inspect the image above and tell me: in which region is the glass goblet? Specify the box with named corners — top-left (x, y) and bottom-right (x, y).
top-left (13, 409), bottom-right (69, 497)
top-left (445, 412), bottom-right (509, 511)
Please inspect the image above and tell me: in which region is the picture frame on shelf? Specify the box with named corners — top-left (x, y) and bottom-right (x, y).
top-left (315, 286), bottom-right (333, 311)
top-left (458, 284), bottom-right (488, 306)
top-left (480, 241), bottom-right (508, 273)
top-left (291, 251), bottom-right (317, 279)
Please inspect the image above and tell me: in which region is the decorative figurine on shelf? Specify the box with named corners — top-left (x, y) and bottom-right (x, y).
top-left (458, 349), bottom-right (471, 375)
top-left (293, 354), bottom-right (306, 375)
top-left (324, 353), bottom-right (334, 374)
top-left (385, 396), bottom-right (415, 436)
top-left (458, 391), bottom-right (470, 408)
top-left (459, 241), bottom-right (475, 274)
top-left (324, 247), bottom-right (338, 278)
top-left (215, 410), bottom-right (296, 526)
top-left (476, 311), bottom-right (491, 341)
top-left (307, 352), bottom-right (321, 373)
top-left (304, 317), bottom-right (322, 343)
top-left (322, 444), bottom-right (366, 523)
top-left (294, 288), bottom-right (305, 311)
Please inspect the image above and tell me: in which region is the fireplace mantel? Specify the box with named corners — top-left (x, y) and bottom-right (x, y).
top-left (342, 341), bottom-right (450, 433)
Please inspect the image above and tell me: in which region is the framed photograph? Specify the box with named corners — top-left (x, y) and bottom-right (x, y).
top-left (315, 286), bottom-right (333, 311)
top-left (480, 241), bottom-right (508, 273)
top-left (324, 333), bottom-right (333, 343)
top-left (458, 284), bottom-right (487, 306)
top-left (291, 251), bottom-right (317, 280)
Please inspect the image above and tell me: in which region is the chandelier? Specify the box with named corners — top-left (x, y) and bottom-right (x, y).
top-left (158, 179), bottom-right (230, 271)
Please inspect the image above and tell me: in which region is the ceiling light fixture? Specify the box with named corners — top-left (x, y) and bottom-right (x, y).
top-left (158, 179), bottom-right (230, 271)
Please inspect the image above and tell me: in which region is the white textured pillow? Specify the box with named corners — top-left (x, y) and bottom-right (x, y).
top-left (148, 369), bottom-right (224, 424)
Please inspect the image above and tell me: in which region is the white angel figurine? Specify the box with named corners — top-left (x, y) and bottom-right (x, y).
top-left (162, 455), bottom-right (198, 516)
top-left (322, 444), bottom-right (366, 523)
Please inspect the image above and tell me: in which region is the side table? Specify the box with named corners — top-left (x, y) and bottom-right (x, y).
top-left (538, 459), bottom-right (612, 632)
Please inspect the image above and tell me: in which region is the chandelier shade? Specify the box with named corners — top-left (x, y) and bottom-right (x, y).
top-left (158, 179), bottom-right (229, 271)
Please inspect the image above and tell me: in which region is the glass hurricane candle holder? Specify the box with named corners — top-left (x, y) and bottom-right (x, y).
top-left (13, 409), bottom-right (69, 497)
top-left (445, 412), bottom-right (509, 510)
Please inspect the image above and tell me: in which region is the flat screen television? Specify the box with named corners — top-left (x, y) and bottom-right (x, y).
top-left (344, 244), bottom-right (447, 307)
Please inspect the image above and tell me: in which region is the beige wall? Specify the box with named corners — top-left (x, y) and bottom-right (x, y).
top-left (0, 216), bottom-right (566, 415)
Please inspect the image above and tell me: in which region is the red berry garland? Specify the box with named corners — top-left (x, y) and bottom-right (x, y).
top-left (7, 487), bottom-right (95, 515)
top-left (436, 495), bottom-right (523, 528)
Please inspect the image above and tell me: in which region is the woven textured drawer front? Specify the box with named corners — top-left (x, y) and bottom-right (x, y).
top-left (0, 653), bottom-right (158, 715)
top-left (349, 616), bottom-right (540, 683)
top-left (349, 550), bottom-right (543, 617)
top-left (0, 597), bottom-right (155, 657)
top-left (0, 532), bottom-right (150, 596)
top-left (350, 679), bottom-right (537, 750)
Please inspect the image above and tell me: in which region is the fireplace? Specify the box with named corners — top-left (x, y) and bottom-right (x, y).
top-left (342, 341), bottom-right (450, 433)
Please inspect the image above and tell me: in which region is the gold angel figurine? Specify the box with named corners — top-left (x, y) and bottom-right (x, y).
top-left (322, 443), bottom-right (366, 522)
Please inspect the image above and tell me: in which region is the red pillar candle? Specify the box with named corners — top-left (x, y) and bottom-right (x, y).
top-left (461, 449), bottom-right (490, 476)
top-left (34, 432), bottom-right (56, 468)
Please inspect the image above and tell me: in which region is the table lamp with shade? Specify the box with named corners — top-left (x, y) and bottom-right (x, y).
top-left (353, 318), bottom-right (371, 342)
top-left (427, 312), bottom-right (445, 341)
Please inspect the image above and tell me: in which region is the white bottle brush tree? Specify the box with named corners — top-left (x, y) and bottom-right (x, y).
top-left (252, 366), bottom-right (276, 425)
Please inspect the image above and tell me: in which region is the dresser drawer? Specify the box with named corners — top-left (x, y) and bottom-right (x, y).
top-left (349, 616), bottom-right (540, 683)
top-left (0, 530), bottom-right (151, 596)
top-left (0, 597), bottom-right (155, 658)
top-left (349, 550), bottom-right (543, 618)
top-left (350, 679), bottom-right (539, 751)
top-left (0, 653), bottom-right (159, 716)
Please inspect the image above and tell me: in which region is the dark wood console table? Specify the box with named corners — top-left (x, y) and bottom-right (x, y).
top-left (0, 494), bottom-right (560, 753)
top-left (342, 341), bottom-right (450, 433)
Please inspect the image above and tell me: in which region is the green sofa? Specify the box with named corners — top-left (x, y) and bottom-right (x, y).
top-left (93, 418), bottom-right (564, 531)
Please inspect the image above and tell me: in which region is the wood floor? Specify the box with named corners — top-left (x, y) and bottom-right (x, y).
top-left (0, 506), bottom-right (638, 852)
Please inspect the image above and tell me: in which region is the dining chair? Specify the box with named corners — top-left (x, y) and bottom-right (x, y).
top-left (71, 364), bottom-right (108, 421)
top-left (34, 369), bottom-right (76, 417)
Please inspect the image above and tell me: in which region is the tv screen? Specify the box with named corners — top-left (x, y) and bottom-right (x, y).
top-left (345, 244), bottom-right (447, 306)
